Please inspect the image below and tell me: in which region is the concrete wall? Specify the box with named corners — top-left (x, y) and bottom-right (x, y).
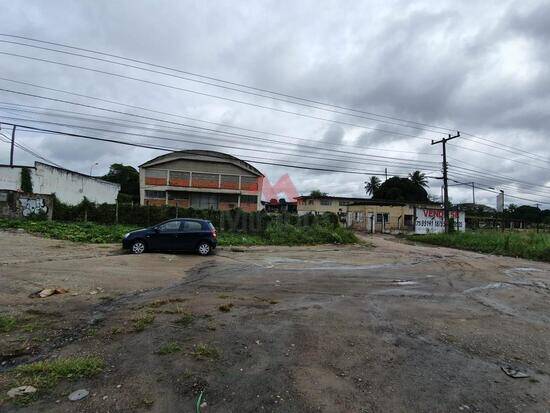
top-left (0, 163), bottom-right (120, 205)
top-left (0, 190), bottom-right (54, 220)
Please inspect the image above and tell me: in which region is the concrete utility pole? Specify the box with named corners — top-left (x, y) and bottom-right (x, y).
top-left (431, 131), bottom-right (460, 233)
top-left (9, 125), bottom-right (16, 167)
top-left (471, 182), bottom-right (476, 204)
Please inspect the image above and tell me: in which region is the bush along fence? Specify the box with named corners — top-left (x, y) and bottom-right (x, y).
top-left (51, 196), bottom-right (340, 233)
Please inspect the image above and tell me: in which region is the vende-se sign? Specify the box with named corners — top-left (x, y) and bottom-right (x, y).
top-left (415, 208), bottom-right (465, 234)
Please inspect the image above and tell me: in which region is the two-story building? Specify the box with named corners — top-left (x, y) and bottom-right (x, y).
top-left (139, 150), bottom-right (264, 211)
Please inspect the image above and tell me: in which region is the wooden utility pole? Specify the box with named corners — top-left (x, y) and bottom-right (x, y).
top-left (431, 131), bottom-right (460, 233)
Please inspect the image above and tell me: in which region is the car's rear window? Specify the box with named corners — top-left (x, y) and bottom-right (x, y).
top-left (183, 221), bottom-right (203, 231)
top-left (207, 222), bottom-right (216, 230)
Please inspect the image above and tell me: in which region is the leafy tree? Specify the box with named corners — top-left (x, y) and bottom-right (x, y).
top-left (365, 176), bottom-right (381, 196)
top-left (102, 164), bottom-right (139, 201)
top-left (20, 167), bottom-right (33, 193)
top-left (309, 189), bottom-right (327, 197)
top-left (373, 176), bottom-right (430, 203)
top-left (409, 170), bottom-right (428, 188)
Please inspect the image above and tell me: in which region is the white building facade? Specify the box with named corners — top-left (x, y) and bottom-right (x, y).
top-left (0, 162), bottom-right (120, 205)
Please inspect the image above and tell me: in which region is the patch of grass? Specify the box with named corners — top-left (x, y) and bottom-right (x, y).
top-left (1, 218), bottom-right (358, 246)
top-left (218, 303), bottom-right (234, 312)
top-left (157, 342), bottom-right (182, 355)
top-left (217, 294), bottom-right (233, 299)
top-left (0, 314), bottom-right (17, 333)
top-left (407, 230), bottom-right (550, 262)
top-left (174, 312), bottom-right (195, 327)
top-left (190, 343), bottom-right (220, 361)
top-left (0, 219), bottom-right (136, 244)
top-left (14, 356), bottom-right (105, 390)
top-left (148, 298), bottom-right (186, 308)
top-left (133, 312), bottom-right (155, 332)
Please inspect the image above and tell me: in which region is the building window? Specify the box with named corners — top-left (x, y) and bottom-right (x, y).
top-left (190, 193), bottom-right (219, 209)
top-left (404, 214), bottom-right (414, 226)
top-left (167, 191), bottom-right (189, 200)
top-left (241, 176), bottom-right (258, 191)
top-left (339, 201), bottom-right (349, 206)
top-left (145, 169), bottom-right (167, 185)
top-left (145, 190), bottom-right (166, 199)
top-left (376, 213), bottom-right (389, 223)
top-left (320, 199), bottom-right (332, 206)
top-left (169, 171), bottom-right (190, 187)
top-left (241, 195), bottom-right (257, 204)
top-left (220, 174), bottom-right (239, 189)
top-left (308, 200), bottom-right (314, 205)
top-left (192, 173), bottom-right (219, 189)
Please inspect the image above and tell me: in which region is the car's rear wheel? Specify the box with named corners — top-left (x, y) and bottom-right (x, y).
top-left (197, 241), bottom-right (211, 256)
top-left (131, 240), bottom-right (146, 254)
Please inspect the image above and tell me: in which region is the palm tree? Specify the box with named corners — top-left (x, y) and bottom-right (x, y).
top-left (409, 170), bottom-right (428, 188)
top-left (365, 176), bottom-right (381, 196)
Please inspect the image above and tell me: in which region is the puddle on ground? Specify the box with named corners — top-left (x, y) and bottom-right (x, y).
top-left (463, 283), bottom-right (510, 294)
top-left (392, 280), bottom-right (418, 286)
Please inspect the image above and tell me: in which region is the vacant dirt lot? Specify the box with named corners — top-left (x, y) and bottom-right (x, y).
top-left (1, 230), bottom-right (549, 412)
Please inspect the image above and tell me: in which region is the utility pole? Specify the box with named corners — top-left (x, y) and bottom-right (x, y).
top-left (9, 125), bottom-right (16, 167)
top-left (431, 131), bottom-right (460, 233)
top-left (471, 182), bottom-right (476, 204)
top-left (385, 168), bottom-right (388, 181)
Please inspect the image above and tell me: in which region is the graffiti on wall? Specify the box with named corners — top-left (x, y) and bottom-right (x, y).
top-left (19, 197), bottom-right (49, 217)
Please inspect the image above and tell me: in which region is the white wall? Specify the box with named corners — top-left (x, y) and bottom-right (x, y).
top-left (0, 163), bottom-right (120, 205)
top-left (0, 166), bottom-right (22, 191)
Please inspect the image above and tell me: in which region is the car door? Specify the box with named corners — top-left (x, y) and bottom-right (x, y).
top-left (148, 220), bottom-right (184, 251)
top-left (180, 220), bottom-right (204, 250)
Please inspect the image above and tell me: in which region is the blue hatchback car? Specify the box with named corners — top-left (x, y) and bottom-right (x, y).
top-left (122, 218), bottom-right (217, 255)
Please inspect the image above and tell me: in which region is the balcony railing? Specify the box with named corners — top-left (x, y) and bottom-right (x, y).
top-left (144, 170), bottom-right (259, 191)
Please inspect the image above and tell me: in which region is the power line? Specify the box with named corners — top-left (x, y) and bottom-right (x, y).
top-left (3, 121), bottom-right (417, 178)
top-left (0, 51), bottom-right (434, 141)
top-left (0, 105), bottom-right (440, 169)
top-left (0, 131), bottom-right (62, 167)
top-left (0, 114), bottom-right (437, 173)
top-left (0, 33), bottom-right (455, 133)
top-left (0, 89), bottom-right (440, 171)
top-left (0, 78), bottom-right (440, 157)
top-left (1, 35), bottom-right (544, 166)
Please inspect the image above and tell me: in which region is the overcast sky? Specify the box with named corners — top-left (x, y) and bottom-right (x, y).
top-left (0, 0), bottom-right (549, 207)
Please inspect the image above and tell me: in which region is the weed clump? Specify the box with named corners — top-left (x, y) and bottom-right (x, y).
top-left (133, 312), bottom-right (155, 332)
top-left (157, 342), bottom-right (182, 355)
top-left (190, 344), bottom-right (220, 361)
top-left (218, 303), bottom-right (234, 312)
top-left (0, 314), bottom-right (17, 333)
top-left (175, 313), bottom-right (195, 327)
top-left (14, 356), bottom-right (105, 390)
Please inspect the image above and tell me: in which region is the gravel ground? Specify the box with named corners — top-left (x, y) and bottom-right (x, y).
top-left (1, 230), bottom-right (549, 412)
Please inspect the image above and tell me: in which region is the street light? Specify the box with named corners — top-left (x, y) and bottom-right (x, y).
top-left (89, 162), bottom-right (99, 177)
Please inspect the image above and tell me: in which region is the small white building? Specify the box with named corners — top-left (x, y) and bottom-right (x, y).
top-left (0, 162), bottom-right (120, 205)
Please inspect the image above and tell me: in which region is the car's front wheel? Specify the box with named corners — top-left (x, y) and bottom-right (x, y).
top-left (131, 240), bottom-right (146, 254)
top-left (197, 241), bottom-right (211, 256)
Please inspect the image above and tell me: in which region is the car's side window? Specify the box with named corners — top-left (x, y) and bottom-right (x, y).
top-left (183, 221), bottom-right (203, 232)
top-left (157, 220), bottom-right (182, 233)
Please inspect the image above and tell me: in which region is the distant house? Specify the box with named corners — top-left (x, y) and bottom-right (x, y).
top-left (0, 162), bottom-right (120, 205)
top-left (296, 195), bottom-right (367, 216)
top-left (139, 150), bottom-right (264, 211)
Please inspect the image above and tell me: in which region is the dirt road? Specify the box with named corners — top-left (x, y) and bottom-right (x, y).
top-left (1, 230), bottom-right (549, 412)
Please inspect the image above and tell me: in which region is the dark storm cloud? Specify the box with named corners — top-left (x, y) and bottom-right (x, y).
top-left (0, 0), bottom-right (549, 205)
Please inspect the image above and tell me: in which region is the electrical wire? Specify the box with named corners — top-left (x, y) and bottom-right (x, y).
top-left (0, 33), bottom-right (456, 133)
top-left (0, 51), bottom-right (434, 141)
